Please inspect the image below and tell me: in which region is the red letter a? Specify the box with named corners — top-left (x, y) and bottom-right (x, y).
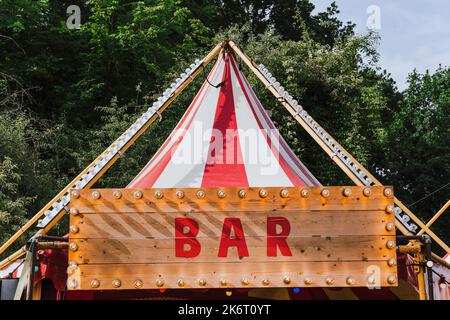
top-left (175, 218), bottom-right (201, 258)
top-left (267, 217), bottom-right (292, 256)
top-left (218, 218), bottom-right (249, 257)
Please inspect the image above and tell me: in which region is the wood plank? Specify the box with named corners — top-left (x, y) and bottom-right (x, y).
top-left (71, 186), bottom-right (393, 213)
top-left (67, 261), bottom-right (397, 290)
top-left (68, 235), bottom-right (396, 264)
top-left (70, 210), bottom-right (395, 239)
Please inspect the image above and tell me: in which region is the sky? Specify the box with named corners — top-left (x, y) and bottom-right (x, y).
top-left (310, 0), bottom-right (450, 90)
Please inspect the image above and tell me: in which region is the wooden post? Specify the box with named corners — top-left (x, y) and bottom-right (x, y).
top-left (228, 40), bottom-right (450, 254)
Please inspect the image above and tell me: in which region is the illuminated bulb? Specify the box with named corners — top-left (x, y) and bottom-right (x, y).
top-left (238, 189), bottom-right (247, 198)
top-left (155, 190), bottom-right (164, 199)
top-left (283, 277), bottom-right (291, 284)
top-left (385, 222), bottom-right (395, 231)
top-left (325, 277), bottom-right (334, 285)
top-left (90, 279), bottom-right (100, 288)
top-left (198, 279), bottom-right (207, 286)
top-left (321, 189), bottom-right (330, 198)
top-left (134, 279), bottom-right (143, 289)
top-left (70, 208), bottom-right (79, 216)
top-left (226, 291), bottom-right (232, 297)
top-left (156, 279), bottom-right (164, 287)
top-left (363, 187), bottom-right (372, 197)
top-left (196, 190), bottom-right (206, 199)
top-left (385, 204), bottom-right (395, 214)
top-left (91, 191), bottom-right (101, 199)
top-left (367, 276), bottom-right (376, 285)
top-left (217, 190), bottom-right (226, 199)
top-left (71, 190), bottom-right (80, 199)
top-left (300, 189), bottom-right (309, 198)
top-left (133, 190), bottom-right (143, 199)
top-left (259, 189), bottom-right (268, 198)
top-left (176, 190), bottom-right (185, 199)
top-left (69, 225), bottom-right (79, 234)
top-left (69, 242), bottom-right (78, 252)
top-left (220, 279), bottom-right (227, 286)
top-left (342, 188), bottom-right (352, 197)
top-left (304, 278), bottom-right (313, 285)
top-left (177, 279), bottom-right (185, 287)
top-left (113, 190), bottom-right (122, 199)
top-left (386, 240), bottom-right (395, 249)
top-left (383, 188), bottom-right (393, 197)
top-left (387, 258), bottom-right (397, 267)
top-left (280, 189), bottom-right (289, 198)
top-left (387, 275), bottom-right (397, 285)
top-left (346, 277), bottom-right (355, 286)
top-left (112, 279), bottom-right (121, 288)
top-left (67, 278), bottom-right (78, 289)
top-left (241, 278), bottom-right (249, 286)
top-left (262, 279), bottom-right (270, 286)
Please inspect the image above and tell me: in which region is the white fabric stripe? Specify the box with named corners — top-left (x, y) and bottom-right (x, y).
top-left (236, 62), bottom-right (320, 186)
top-left (152, 58), bottom-right (226, 188)
top-left (230, 60), bottom-right (293, 187)
top-left (128, 58), bottom-right (225, 187)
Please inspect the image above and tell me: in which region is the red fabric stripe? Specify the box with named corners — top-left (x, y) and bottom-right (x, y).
top-left (131, 57), bottom-right (224, 188)
top-left (201, 54), bottom-right (248, 187)
top-left (229, 55), bottom-right (306, 187)
top-left (127, 60), bottom-right (221, 188)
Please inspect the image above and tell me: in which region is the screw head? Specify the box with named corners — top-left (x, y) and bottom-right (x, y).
top-left (363, 187), bottom-right (372, 197)
top-left (90, 279), bottom-right (100, 288)
top-left (91, 191), bottom-right (101, 199)
top-left (176, 190), bottom-right (185, 199)
top-left (385, 204), bottom-right (395, 214)
top-left (383, 188), bottom-right (393, 197)
top-left (387, 275), bottom-right (397, 285)
top-left (217, 190), bottom-right (226, 199)
top-left (304, 278), bottom-right (313, 285)
top-left (134, 279), bottom-right (143, 288)
top-left (386, 240), bottom-right (395, 249)
top-left (155, 190), bottom-right (164, 199)
top-left (71, 190), bottom-right (80, 199)
top-left (69, 208), bottom-right (79, 216)
top-left (426, 260), bottom-right (434, 268)
top-left (67, 278), bottom-right (78, 289)
top-left (198, 279), bottom-right (207, 286)
top-left (177, 279), bottom-right (185, 287)
top-left (300, 189), bottom-right (309, 198)
top-left (238, 189), bottom-right (247, 198)
top-left (321, 189), bottom-right (330, 198)
top-left (280, 189), bottom-right (289, 198)
top-left (283, 277), bottom-right (291, 284)
top-left (69, 225), bottom-right (79, 234)
top-left (325, 277), bottom-right (334, 285)
top-left (113, 190), bottom-right (122, 199)
top-left (385, 222), bottom-right (395, 231)
top-left (388, 258), bottom-right (397, 267)
top-left (259, 189), bottom-right (268, 198)
top-left (156, 279), bottom-right (164, 287)
top-left (262, 279), bottom-right (270, 286)
top-left (112, 279), bottom-right (121, 288)
top-left (241, 278), bottom-right (250, 286)
top-left (196, 190), bottom-right (206, 199)
top-left (133, 190), bottom-right (143, 199)
top-left (69, 242), bottom-right (78, 252)
top-left (342, 188), bottom-right (352, 197)
top-left (346, 277), bottom-right (355, 286)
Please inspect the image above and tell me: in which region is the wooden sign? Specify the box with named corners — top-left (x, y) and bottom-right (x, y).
top-left (66, 186), bottom-right (397, 290)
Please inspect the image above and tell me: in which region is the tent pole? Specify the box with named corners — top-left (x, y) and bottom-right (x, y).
top-left (228, 40), bottom-right (450, 254)
top-left (0, 42), bottom-right (225, 258)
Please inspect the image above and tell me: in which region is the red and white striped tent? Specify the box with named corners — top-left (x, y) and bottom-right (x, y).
top-left (128, 52), bottom-right (319, 189)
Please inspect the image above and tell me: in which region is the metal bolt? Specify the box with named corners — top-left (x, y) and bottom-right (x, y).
top-left (342, 188), bottom-right (352, 197)
top-left (133, 190), bottom-right (143, 199)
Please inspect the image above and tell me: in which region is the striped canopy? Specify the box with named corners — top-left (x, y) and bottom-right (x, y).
top-left (128, 52), bottom-right (319, 189)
